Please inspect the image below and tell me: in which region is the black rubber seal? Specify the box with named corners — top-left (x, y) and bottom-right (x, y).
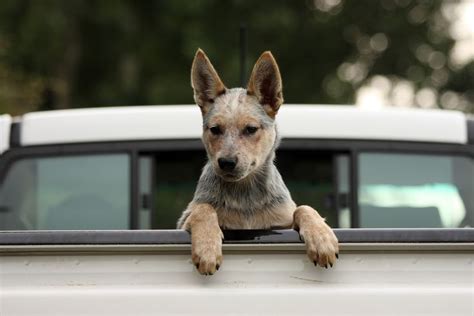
top-left (0, 228), bottom-right (473, 245)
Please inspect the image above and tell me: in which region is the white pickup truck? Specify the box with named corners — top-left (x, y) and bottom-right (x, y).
top-left (0, 105), bottom-right (473, 315)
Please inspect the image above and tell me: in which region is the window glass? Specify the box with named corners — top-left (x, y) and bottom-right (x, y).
top-left (0, 154), bottom-right (130, 230)
top-left (358, 153), bottom-right (474, 228)
top-left (153, 151), bottom-right (205, 229)
top-left (277, 151), bottom-right (339, 227)
top-left (151, 150), bottom-right (344, 229)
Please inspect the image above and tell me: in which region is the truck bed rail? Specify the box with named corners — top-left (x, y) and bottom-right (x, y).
top-left (1, 228), bottom-right (473, 245)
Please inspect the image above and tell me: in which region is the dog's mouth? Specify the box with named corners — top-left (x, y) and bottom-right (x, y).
top-left (217, 170), bottom-right (247, 182)
top-left (221, 173), bottom-right (240, 182)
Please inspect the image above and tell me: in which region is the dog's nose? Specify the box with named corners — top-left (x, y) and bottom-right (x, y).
top-left (218, 157), bottom-right (237, 172)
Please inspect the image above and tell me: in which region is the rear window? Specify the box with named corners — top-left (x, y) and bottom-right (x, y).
top-left (1, 148), bottom-right (472, 230)
top-left (144, 149), bottom-right (349, 229)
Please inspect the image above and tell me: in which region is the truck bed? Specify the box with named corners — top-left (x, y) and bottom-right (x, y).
top-left (1, 229), bottom-right (473, 316)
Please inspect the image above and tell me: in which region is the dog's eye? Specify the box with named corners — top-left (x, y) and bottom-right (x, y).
top-left (244, 126), bottom-right (259, 135)
top-left (210, 126), bottom-right (222, 135)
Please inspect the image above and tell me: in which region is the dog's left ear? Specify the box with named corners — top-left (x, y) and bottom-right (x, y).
top-left (247, 51), bottom-right (283, 118)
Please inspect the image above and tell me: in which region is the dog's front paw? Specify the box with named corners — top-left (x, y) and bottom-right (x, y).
top-left (299, 221), bottom-right (339, 268)
top-left (294, 205), bottom-right (339, 268)
top-left (191, 230), bottom-right (223, 275)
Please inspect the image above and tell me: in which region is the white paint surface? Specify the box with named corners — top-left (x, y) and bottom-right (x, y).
top-left (20, 105), bottom-right (203, 145)
top-left (279, 105), bottom-right (467, 144)
top-left (0, 244), bottom-right (473, 315)
top-left (19, 105), bottom-right (468, 146)
top-left (0, 114), bottom-right (11, 154)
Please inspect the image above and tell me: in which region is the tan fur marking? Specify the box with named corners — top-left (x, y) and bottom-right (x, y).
top-left (218, 200), bottom-right (296, 229)
top-left (202, 91), bottom-right (277, 181)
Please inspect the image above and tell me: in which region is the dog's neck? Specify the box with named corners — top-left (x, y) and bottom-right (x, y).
top-left (193, 151), bottom-right (292, 215)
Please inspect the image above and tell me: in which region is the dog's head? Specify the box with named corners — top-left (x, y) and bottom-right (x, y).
top-left (191, 49), bottom-right (283, 182)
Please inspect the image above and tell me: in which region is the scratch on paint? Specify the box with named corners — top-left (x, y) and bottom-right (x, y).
top-left (289, 275), bottom-right (324, 283)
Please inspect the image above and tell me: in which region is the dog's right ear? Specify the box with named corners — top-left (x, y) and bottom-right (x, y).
top-left (191, 49), bottom-right (226, 115)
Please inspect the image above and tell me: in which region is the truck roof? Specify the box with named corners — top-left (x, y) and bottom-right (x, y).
top-left (1, 105), bottom-right (472, 153)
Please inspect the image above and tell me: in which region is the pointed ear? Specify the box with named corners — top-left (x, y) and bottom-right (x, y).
top-left (191, 49), bottom-right (226, 115)
top-left (247, 51), bottom-right (283, 118)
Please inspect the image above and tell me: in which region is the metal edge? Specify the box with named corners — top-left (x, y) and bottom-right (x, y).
top-left (9, 122), bottom-right (21, 148)
top-left (467, 118), bottom-right (474, 145)
top-left (1, 242), bottom-right (473, 255)
top-left (0, 115), bottom-right (12, 154)
top-left (1, 229), bottom-right (474, 246)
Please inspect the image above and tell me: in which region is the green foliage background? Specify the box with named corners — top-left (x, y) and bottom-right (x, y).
top-left (0, 0), bottom-right (472, 115)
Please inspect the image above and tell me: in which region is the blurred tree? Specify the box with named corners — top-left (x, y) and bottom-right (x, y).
top-left (0, 0), bottom-right (472, 115)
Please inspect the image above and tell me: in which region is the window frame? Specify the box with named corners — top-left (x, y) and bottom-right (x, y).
top-left (0, 138), bottom-right (472, 230)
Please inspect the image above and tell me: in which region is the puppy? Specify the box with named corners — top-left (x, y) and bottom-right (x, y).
top-left (178, 49), bottom-right (339, 275)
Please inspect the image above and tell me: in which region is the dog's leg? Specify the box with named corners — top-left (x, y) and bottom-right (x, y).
top-left (182, 202), bottom-right (223, 275)
top-left (293, 205), bottom-right (339, 268)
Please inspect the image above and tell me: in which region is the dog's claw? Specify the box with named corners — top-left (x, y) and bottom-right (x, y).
top-left (216, 264), bottom-right (220, 271)
top-left (330, 263), bottom-right (333, 268)
top-left (336, 253), bottom-right (339, 259)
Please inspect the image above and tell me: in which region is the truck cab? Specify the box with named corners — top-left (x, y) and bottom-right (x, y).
top-left (1, 105), bottom-right (473, 230)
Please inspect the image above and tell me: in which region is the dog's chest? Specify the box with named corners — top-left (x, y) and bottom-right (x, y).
top-left (216, 199), bottom-right (295, 229)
